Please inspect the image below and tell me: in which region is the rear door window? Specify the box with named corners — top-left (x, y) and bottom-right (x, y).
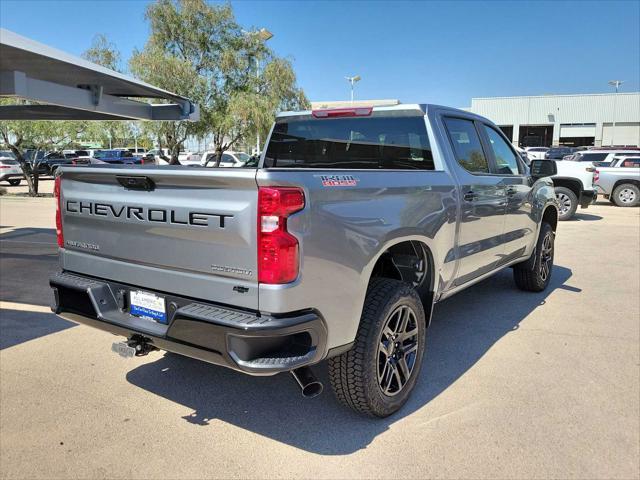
top-left (443, 117), bottom-right (490, 174)
top-left (264, 115), bottom-right (434, 169)
top-left (482, 124), bottom-right (521, 175)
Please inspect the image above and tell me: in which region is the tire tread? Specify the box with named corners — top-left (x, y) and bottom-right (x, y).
top-left (328, 279), bottom-right (421, 416)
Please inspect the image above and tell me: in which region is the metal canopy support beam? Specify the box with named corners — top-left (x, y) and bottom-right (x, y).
top-left (0, 28), bottom-right (199, 122)
top-left (0, 70), bottom-right (199, 121)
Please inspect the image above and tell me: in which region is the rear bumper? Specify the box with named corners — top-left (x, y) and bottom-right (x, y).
top-left (579, 189), bottom-right (597, 208)
top-left (50, 271), bottom-right (327, 375)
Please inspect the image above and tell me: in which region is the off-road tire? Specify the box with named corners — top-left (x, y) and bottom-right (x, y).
top-left (7, 179), bottom-right (21, 186)
top-left (328, 278), bottom-right (426, 417)
top-left (555, 186), bottom-right (578, 221)
top-left (513, 222), bottom-right (554, 292)
top-left (611, 183), bottom-right (639, 207)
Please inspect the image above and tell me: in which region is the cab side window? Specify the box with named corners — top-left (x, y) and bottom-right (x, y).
top-left (444, 117), bottom-right (490, 174)
top-left (482, 125), bottom-right (521, 175)
top-left (622, 159), bottom-right (640, 168)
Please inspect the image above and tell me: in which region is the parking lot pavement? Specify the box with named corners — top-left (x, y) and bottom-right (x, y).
top-left (0, 197), bottom-right (638, 479)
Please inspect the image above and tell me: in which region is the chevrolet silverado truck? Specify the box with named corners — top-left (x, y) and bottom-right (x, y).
top-left (594, 156), bottom-right (640, 207)
top-left (50, 104), bottom-right (559, 417)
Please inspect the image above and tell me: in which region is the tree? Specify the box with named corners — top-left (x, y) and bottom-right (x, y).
top-left (82, 35), bottom-right (144, 152)
top-left (129, 0), bottom-right (309, 165)
top-left (82, 34), bottom-right (121, 71)
top-left (0, 100), bottom-right (87, 196)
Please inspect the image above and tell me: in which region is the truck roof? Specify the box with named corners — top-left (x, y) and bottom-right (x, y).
top-left (277, 103), bottom-right (483, 121)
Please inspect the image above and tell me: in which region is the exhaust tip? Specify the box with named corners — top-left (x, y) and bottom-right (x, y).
top-left (301, 381), bottom-right (323, 399)
top-left (291, 367), bottom-right (323, 399)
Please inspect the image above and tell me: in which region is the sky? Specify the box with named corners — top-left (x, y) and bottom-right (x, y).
top-left (1, 0), bottom-right (639, 108)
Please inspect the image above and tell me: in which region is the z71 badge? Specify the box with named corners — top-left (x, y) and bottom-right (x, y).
top-left (317, 175), bottom-right (358, 187)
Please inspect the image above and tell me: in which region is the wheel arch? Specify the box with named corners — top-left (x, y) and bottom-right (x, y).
top-left (364, 237), bottom-right (437, 325)
top-left (612, 178), bottom-right (640, 191)
top-left (552, 177), bottom-right (583, 197)
top-left (541, 204), bottom-right (558, 231)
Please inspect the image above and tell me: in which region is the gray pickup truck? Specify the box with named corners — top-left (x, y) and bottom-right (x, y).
top-left (594, 156), bottom-right (640, 207)
top-left (50, 104), bottom-right (559, 417)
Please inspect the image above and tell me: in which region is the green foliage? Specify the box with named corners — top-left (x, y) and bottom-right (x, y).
top-left (81, 36), bottom-right (151, 150)
top-left (82, 34), bottom-right (122, 72)
top-left (129, 0), bottom-right (309, 160)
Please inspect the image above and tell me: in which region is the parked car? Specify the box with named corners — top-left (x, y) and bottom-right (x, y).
top-left (93, 149), bottom-right (145, 165)
top-left (146, 148), bottom-right (192, 165)
top-left (594, 156), bottom-right (640, 207)
top-left (50, 103), bottom-right (560, 417)
top-left (126, 148), bottom-right (147, 157)
top-left (524, 147), bottom-right (549, 160)
top-left (202, 150), bottom-right (251, 167)
top-left (39, 151), bottom-right (79, 175)
top-left (545, 147), bottom-right (577, 160)
top-left (180, 152), bottom-right (203, 166)
top-left (0, 151), bottom-right (23, 185)
top-left (71, 157), bottom-right (108, 166)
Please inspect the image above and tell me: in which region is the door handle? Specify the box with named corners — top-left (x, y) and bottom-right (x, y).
top-left (463, 191), bottom-right (478, 202)
top-left (505, 186), bottom-right (517, 196)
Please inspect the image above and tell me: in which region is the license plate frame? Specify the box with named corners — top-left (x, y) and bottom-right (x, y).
top-left (130, 289), bottom-right (167, 324)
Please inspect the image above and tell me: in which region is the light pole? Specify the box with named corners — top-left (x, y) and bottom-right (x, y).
top-left (345, 75), bottom-right (361, 103)
top-left (608, 80), bottom-right (623, 146)
top-left (247, 28), bottom-right (273, 156)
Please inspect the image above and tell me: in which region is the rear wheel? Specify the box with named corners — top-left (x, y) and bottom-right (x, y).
top-left (328, 279), bottom-right (426, 417)
top-left (513, 222), bottom-right (554, 292)
top-left (611, 184), bottom-right (639, 207)
top-left (555, 187), bottom-right (577, 221)
top-left (7, 179), bottom-right (21, 186)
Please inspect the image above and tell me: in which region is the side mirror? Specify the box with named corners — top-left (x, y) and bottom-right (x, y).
top-left (530, 159), bottom-right (557, 178)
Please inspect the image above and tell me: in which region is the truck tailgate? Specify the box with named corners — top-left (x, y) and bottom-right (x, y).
top-left (59, 166), bottom-right (259, 309)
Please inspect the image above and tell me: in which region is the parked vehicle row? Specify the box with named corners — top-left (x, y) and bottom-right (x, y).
top-left (514, 146), bottom-right (640, 218)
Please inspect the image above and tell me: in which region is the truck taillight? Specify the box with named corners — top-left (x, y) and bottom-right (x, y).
top-left (54, 175), bottom-right (64, 247)
top-left (594, 169), bottom-right (600, 182)
top-left (257, 187), bottom-right (305, 284)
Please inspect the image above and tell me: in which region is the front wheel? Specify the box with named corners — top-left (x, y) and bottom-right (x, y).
top-left (7, 179), bottom-right (21, 186)
top-left (611, 183), bottom-right (639, 207)
top-left (513, 222), bottom-right (555, 292)
top-left (555, 187), bottom-right (578, 221)
top-left (328, 279), bottom-right (426, 417)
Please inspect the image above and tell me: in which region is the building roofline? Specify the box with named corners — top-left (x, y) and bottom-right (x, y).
top-left (472, 92), bottom-right (639, 101)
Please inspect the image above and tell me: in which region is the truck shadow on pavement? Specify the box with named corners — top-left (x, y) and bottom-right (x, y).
top-left (568, 213), bottom-right (602, 221)
top-left (0, 309), bottom-right (75, 350)
top-left (126, 265), bottom-right (576, 455)
top-left (0, 227), bottom-right (74, 349)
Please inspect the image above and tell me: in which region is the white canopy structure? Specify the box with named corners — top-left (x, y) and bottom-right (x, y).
top-left (0, 28), bottom-right (199, 122)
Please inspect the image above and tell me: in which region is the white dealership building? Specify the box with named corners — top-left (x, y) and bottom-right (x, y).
top-left (467, 92), bottom-right (640, 148)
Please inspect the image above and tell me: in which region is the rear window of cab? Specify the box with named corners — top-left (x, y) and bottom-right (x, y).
top-left (264, 116), bottom-right (434, 170)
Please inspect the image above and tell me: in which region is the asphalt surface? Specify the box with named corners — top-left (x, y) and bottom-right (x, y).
top-left (1, 196), bottom-right (638, 479)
